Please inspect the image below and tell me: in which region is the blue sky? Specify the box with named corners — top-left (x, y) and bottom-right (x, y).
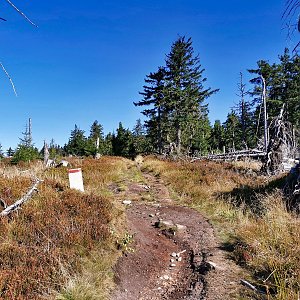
top-left (0, 0), bottom-right (296, 151)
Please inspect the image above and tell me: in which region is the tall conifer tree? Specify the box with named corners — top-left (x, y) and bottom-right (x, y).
top-left (164, 36), bottom-right (218, 153)
top-left (134, 67), bottom-right (168, 154)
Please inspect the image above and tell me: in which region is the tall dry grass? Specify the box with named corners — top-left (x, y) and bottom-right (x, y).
top-left (143, 156), bottom-right (299, 299)
top-left (0, 157), bottom-right (130, 300)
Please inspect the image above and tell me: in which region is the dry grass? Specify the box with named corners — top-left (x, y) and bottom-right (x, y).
top-left (1, 155), bottom-right (298, 299)
top-left (235, 194), bottom-right (300, 299)
top-left (0, 157), bottom-right (130, 300)
top-left (143, 156), bottom-right (300, 299)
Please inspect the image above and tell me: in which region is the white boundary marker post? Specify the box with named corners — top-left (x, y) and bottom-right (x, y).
top-left (68, 168), bottom-right (84, 192)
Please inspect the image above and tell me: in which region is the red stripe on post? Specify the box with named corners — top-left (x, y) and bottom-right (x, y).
top-left (68, 168), bottom-right (81, 174)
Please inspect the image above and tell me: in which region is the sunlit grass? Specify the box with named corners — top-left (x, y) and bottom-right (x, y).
top-left (143, 156), bottom-right (299, 299)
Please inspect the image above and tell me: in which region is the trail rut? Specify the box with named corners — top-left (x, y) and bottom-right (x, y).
top-left (111, 170), bottom-right (245, 300)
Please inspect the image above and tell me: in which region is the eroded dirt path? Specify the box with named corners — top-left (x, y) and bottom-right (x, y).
top-left (111, 169), bottom-right (245, 300)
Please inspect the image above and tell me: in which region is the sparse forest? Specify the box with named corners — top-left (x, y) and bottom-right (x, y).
top-left (2, 37), bottom-right (298, 163)
top-left (0, 2), bottom-right (300, 300)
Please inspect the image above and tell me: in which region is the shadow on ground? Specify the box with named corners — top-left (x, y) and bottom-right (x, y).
top-left (216, 175), bottom-right (287, 215)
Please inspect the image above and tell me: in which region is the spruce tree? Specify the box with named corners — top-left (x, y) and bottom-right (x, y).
top-left (134, 67), bottom-right (168, 154)
top-left (249, 50), bottom-right (300, 144)
top-left (234, 72), bottom-right (254, 148)
top-left (223, 112), bottom-right (241, 151)
top-left (48, 139), bottom-right (64, 158)
top-left (89, 120), bottom-right (105, 154)
top-left (112, 122), bottom-right (133, 157)
top-left (6, 147), bottom-right (14, 157)
top-left (164, 36), bottom-right (218, 154)
top-left (190, 114), bottom-right (211, 155)
top-left (64, 125), bottom-right (88, 156)
top-left (12, 118), bottom-right (40, 163)
top-left (210, 120), bottom-right (225, 152)
top-left (132, 119), bottom-right (149, 155)
top-left (103, 133), bottom-right (113, 155)
top-left (135, 36), bottom-right (217, 155)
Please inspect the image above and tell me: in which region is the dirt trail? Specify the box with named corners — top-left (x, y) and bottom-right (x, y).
top-left (111, 170), bottom-right (245, 300)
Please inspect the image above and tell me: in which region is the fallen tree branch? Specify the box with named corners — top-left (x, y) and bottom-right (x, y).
top-left (190, 149), bottom-right (266, 162)
top-left (0, 178), bottom-right (43, 217)
top-left (240, 279), bottom-right (258, 292)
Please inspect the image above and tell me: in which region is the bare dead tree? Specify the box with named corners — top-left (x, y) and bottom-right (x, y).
top-left (43, 140), bottom-right (49, 165)
top-left (261, 75), bottom-right (268, 153)
top-left (262, 104), bottom-right (295, 174)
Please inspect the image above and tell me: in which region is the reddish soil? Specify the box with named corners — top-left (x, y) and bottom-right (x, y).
top-left (111, 172), bottom-right (246, 300)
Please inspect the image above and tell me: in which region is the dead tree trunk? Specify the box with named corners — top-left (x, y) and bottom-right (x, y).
top-left (262, 105), bottom-right (295, 174)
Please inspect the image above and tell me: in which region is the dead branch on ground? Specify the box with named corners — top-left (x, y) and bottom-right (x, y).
top-left (0, 178), bottom-right (43, 217)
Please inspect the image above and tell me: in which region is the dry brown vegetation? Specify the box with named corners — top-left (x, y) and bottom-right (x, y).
top-left (143, 156), bottom-right (300, 299)
top-left (0, 157), bottom-right (133, 300)
top-left (0, 155), bottom-right (299, 299)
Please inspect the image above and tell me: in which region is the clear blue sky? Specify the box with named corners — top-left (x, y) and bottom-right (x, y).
top-left (0, 0), bottom-right (295, 151)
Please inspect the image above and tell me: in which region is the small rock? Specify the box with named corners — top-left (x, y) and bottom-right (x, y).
top-left (163, 275), bottom-right (170, 280)
top-left (170, 263), bottom-right (176, 267)
top-left (94, 153), bottom-right (101, 159)
top-left (155, 220), bottom-right (174, 228)
top-left (170, 258), bottom-right (175, 263)
top-left (177, 257), bottom-right (182, 262)
top-left (122, 200), bottom-right (132, 205)
top-left (60, 160), bottom-right (69, 167)
top-left (171, 252), bottom-right (177, 257)
top-left (149, 214), bottom-right (154, 217)
top-left (176, 224), bottom-right (187, 231)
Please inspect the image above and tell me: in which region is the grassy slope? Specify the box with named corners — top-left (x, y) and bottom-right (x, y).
top-left (0, 157), bottom-right (135, 300)
top-left (143, 156), bottom-right (300, 300)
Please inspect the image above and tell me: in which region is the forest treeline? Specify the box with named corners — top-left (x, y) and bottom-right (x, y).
top-left (0, 36), bottom-right (299, 162)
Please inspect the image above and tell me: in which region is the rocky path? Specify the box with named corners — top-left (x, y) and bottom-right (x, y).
top-left (111, 170), bottom-right (245, 300)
